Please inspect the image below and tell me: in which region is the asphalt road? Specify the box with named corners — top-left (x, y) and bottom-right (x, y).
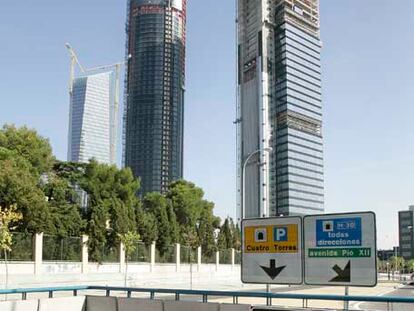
top-left (354, 285), bottom-right (414, 311)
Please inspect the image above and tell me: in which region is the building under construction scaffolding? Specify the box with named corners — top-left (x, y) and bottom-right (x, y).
top-left (123, 0), bottom-right (186, 196)
top-left (237, 0), bottom-right (324, 218)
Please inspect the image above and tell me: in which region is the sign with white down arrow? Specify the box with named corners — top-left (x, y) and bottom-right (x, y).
top-left (241, 217), bottom-right (303, 285)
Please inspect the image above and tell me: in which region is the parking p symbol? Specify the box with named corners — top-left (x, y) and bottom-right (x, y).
top-left (274, 227), bottom-right (288, 241)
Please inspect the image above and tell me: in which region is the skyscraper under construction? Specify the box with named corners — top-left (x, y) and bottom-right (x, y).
top-left (237, 0), bottom-right (324, 218)
top-left (124, 0), bottom-right (186, 196)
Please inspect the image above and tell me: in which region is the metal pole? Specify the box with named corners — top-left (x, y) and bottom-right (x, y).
top-left (344, 286), bottom-right (349, 311)
top-left (387, 262), bottom-right (390, 280)
top-left (190, 251), bottom-right (193, 290)
top-left (241, 152), bottom-right (256, 220)
top-left (241, 148), bottom-right (272, 220)
top-left (394, 246), bottom-right (398, 280)
top-left (266, 284), bottom-right (272, 306)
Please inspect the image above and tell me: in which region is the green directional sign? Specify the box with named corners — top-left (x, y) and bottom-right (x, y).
top-left (308, 248), bottom-right (372, 258)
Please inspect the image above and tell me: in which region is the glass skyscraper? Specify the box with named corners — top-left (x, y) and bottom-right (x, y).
top-left (237, 0), bottom-right (324, 218)
top-left (124, 0), bottom-right (186, 196)
top-left (68, 71), bottom-right (117, 165)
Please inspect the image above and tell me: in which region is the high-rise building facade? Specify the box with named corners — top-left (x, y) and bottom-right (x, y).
top-left (398, 206), bottom-right (414, 260)
top-left (237, 0), bottom-right (324, 218)
top-left (124, 0), bottom-right (186, 196)
top-left (68, 71), bottom-right (117, 164)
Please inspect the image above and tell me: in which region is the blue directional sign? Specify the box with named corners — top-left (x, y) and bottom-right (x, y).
top-left (316, 217), bottom-right (362, 248)
top-left (304, 212), bottom-right (377, 287)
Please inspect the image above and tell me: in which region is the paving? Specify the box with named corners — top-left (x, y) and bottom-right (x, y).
top-left (353, 284), bottom-right (414, 311)
top-left (206, 282), bottom-right (401, 310)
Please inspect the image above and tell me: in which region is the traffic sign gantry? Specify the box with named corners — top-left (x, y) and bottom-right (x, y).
top-left (241, 217), bottom-right (303, 284)
top-left (304, 212), bottom-right (377, 287)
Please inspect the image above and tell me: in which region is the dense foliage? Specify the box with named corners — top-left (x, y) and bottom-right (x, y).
top-left (0, 124), bottom-right (240, 263)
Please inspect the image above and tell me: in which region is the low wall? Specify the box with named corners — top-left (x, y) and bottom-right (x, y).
top-left (0, 262), bottom-right (242, 289)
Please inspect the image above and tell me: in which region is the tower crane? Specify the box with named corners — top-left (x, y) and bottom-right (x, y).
top-left (65, 43), bottom-right (86, 96)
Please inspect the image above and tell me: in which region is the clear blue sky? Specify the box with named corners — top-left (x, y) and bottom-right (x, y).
top-left (1, 1), bottom-right (413, 249)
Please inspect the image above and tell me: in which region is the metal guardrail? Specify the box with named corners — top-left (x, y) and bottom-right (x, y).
top-left (1, 285), bottom-right (414, 310)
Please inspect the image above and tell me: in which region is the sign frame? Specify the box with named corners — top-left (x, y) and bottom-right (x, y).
top-left (303, 211), bottom-right (377, 288)
top-left (241, 216), bottom-right (303, 285)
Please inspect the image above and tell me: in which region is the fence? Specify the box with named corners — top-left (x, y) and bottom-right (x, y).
top-left (235, 251), bottom-right (241, 265)
top-left (127, 242), bottom-right (150, 263)
top-left (219, 249), bottom-right (232, 265)
top-left (101, 244), bottom-right (119, 263)
top-left (201, 251), bottom-right (216, 264)
top-left (155, 245), bottom-right (175, 264)
top-left (180, 246), bottom-right (193, 264)
top-left (43, 235), bottom-right (81, 262)
top-left (1, 232), bottom-right (238, 275)
top-left (0, 232), bottom-right (32, 261)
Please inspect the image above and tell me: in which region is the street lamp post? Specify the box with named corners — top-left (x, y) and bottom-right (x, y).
top-left (386, 262), bottom-right (390, 280)
top-left (241, 147), bottom-right (273, 300)
top-left (241, 147), bottom-right (272, 220)
top-left (406, 225), bottom-right (413, 279)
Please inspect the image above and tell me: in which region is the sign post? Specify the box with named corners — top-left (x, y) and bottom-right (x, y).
top-left (304, 212), bottom-right (377, 287)
top-left (241, 217), bottom-right (303, 285)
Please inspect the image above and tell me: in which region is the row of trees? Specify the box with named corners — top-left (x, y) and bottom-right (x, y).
top-left (378, 257), bottom-right (414, 273)
top-left (0, 125), bottom-right (240, 263)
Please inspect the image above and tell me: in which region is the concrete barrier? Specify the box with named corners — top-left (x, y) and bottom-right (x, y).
top-left (0, 300), bottom-right (39, 311)
top-left (38, 296), bottom-right (85, 311)
top-left (118, 297), bottom-right (163, 311)
top-left (164, 300), bottom-right (220, 311)
top-left (86, 296), bottom-right (117, 311)
top-left (0, 295), bottom-right (257, 311)
top-left (220, 303), bottom-right (252, 311)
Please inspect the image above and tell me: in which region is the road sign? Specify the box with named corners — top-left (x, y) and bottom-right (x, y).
top-left (304, 212), bottom-right (377, 287)
top-left (241, 217), bottom-right (303, 284)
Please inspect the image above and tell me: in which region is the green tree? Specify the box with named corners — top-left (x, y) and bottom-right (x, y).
top-left (166, 202), bottom-right (180, 244)
top-left (143, 192), bottom-right (172, 255)
top-left (197, 201), bottom-right (218, 257)
top-left (136, 202), bottom-right (158, 246)
top-left (82, 160), bottom-right (139, 262)
top-left (108, 197), bottom-right (136, 245)
top-left (390, 256), bottom-right (405, 273)
top-left (118, 231), bottom-right (141, 286)
top-left (217, 218), bottom-right (233, 251)
top-left (230, 219), bottom-right (241, 250)
top-left (181, 227), bottom-right (200, 264)
top-left (0, 204), bottom-right (22, 288)
top-left (0, 124), bottom-right (54, 175)
top-left (406, 259), bottom-right (414, 273)
top-left (43, 174), bottom-right (84, 237)
top-left (53, 161), bottom-right (86, 185)
top-left (166, 180), bottom-right (204, 229)
top-left (86, 200), bottom-right (109, 262)
top-left (181, 227), bottom-right (199, 290)
top-left (0, 149), bottom-right (52, 233)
